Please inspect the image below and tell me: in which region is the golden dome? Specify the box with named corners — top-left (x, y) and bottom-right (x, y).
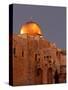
top-left (20, 21), bottom-right (42, 36)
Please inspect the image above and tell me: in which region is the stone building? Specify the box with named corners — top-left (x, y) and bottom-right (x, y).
top-left (9, 21), bottom-right (66, 86)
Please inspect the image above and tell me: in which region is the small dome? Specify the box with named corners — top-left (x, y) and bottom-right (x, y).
top-left (20, 21), bottom-right (42, 36)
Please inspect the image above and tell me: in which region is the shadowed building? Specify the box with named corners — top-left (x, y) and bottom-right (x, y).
top-left (9, 21), bottom-right (66, 86)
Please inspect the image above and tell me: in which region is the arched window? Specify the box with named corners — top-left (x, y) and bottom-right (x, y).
top-left (36, 68), bottom-right (42, 76)
top-left (22, 50), bottom-right (24, 56)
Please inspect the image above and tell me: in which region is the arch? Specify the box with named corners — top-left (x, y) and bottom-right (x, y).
top-left (35, 68), bottom-right (43, 84)
top-left (54, 70), bottom-right (59, 83)
top-left (47, 68), bottom-right (53, 84)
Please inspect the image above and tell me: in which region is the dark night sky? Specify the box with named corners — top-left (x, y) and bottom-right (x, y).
top-left (13, 4), bottom-right (66, 49)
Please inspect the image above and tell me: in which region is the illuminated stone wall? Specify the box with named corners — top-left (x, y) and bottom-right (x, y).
top-left (12, 34), bottom-right (66, 85)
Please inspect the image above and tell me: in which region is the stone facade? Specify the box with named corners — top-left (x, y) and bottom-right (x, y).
top-left (11, 33), bottom-right (66, 86)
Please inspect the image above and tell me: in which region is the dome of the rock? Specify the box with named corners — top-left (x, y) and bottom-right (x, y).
top-left (20, 21), bottom-right (42, 36)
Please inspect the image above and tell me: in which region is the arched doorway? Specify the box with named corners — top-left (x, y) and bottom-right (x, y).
top-left (54, 70), bottom-right (59, 83)
top-left (35, 68), bottom-right (43, 84)
top-left (47, 68), bottom-right (53, 84)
